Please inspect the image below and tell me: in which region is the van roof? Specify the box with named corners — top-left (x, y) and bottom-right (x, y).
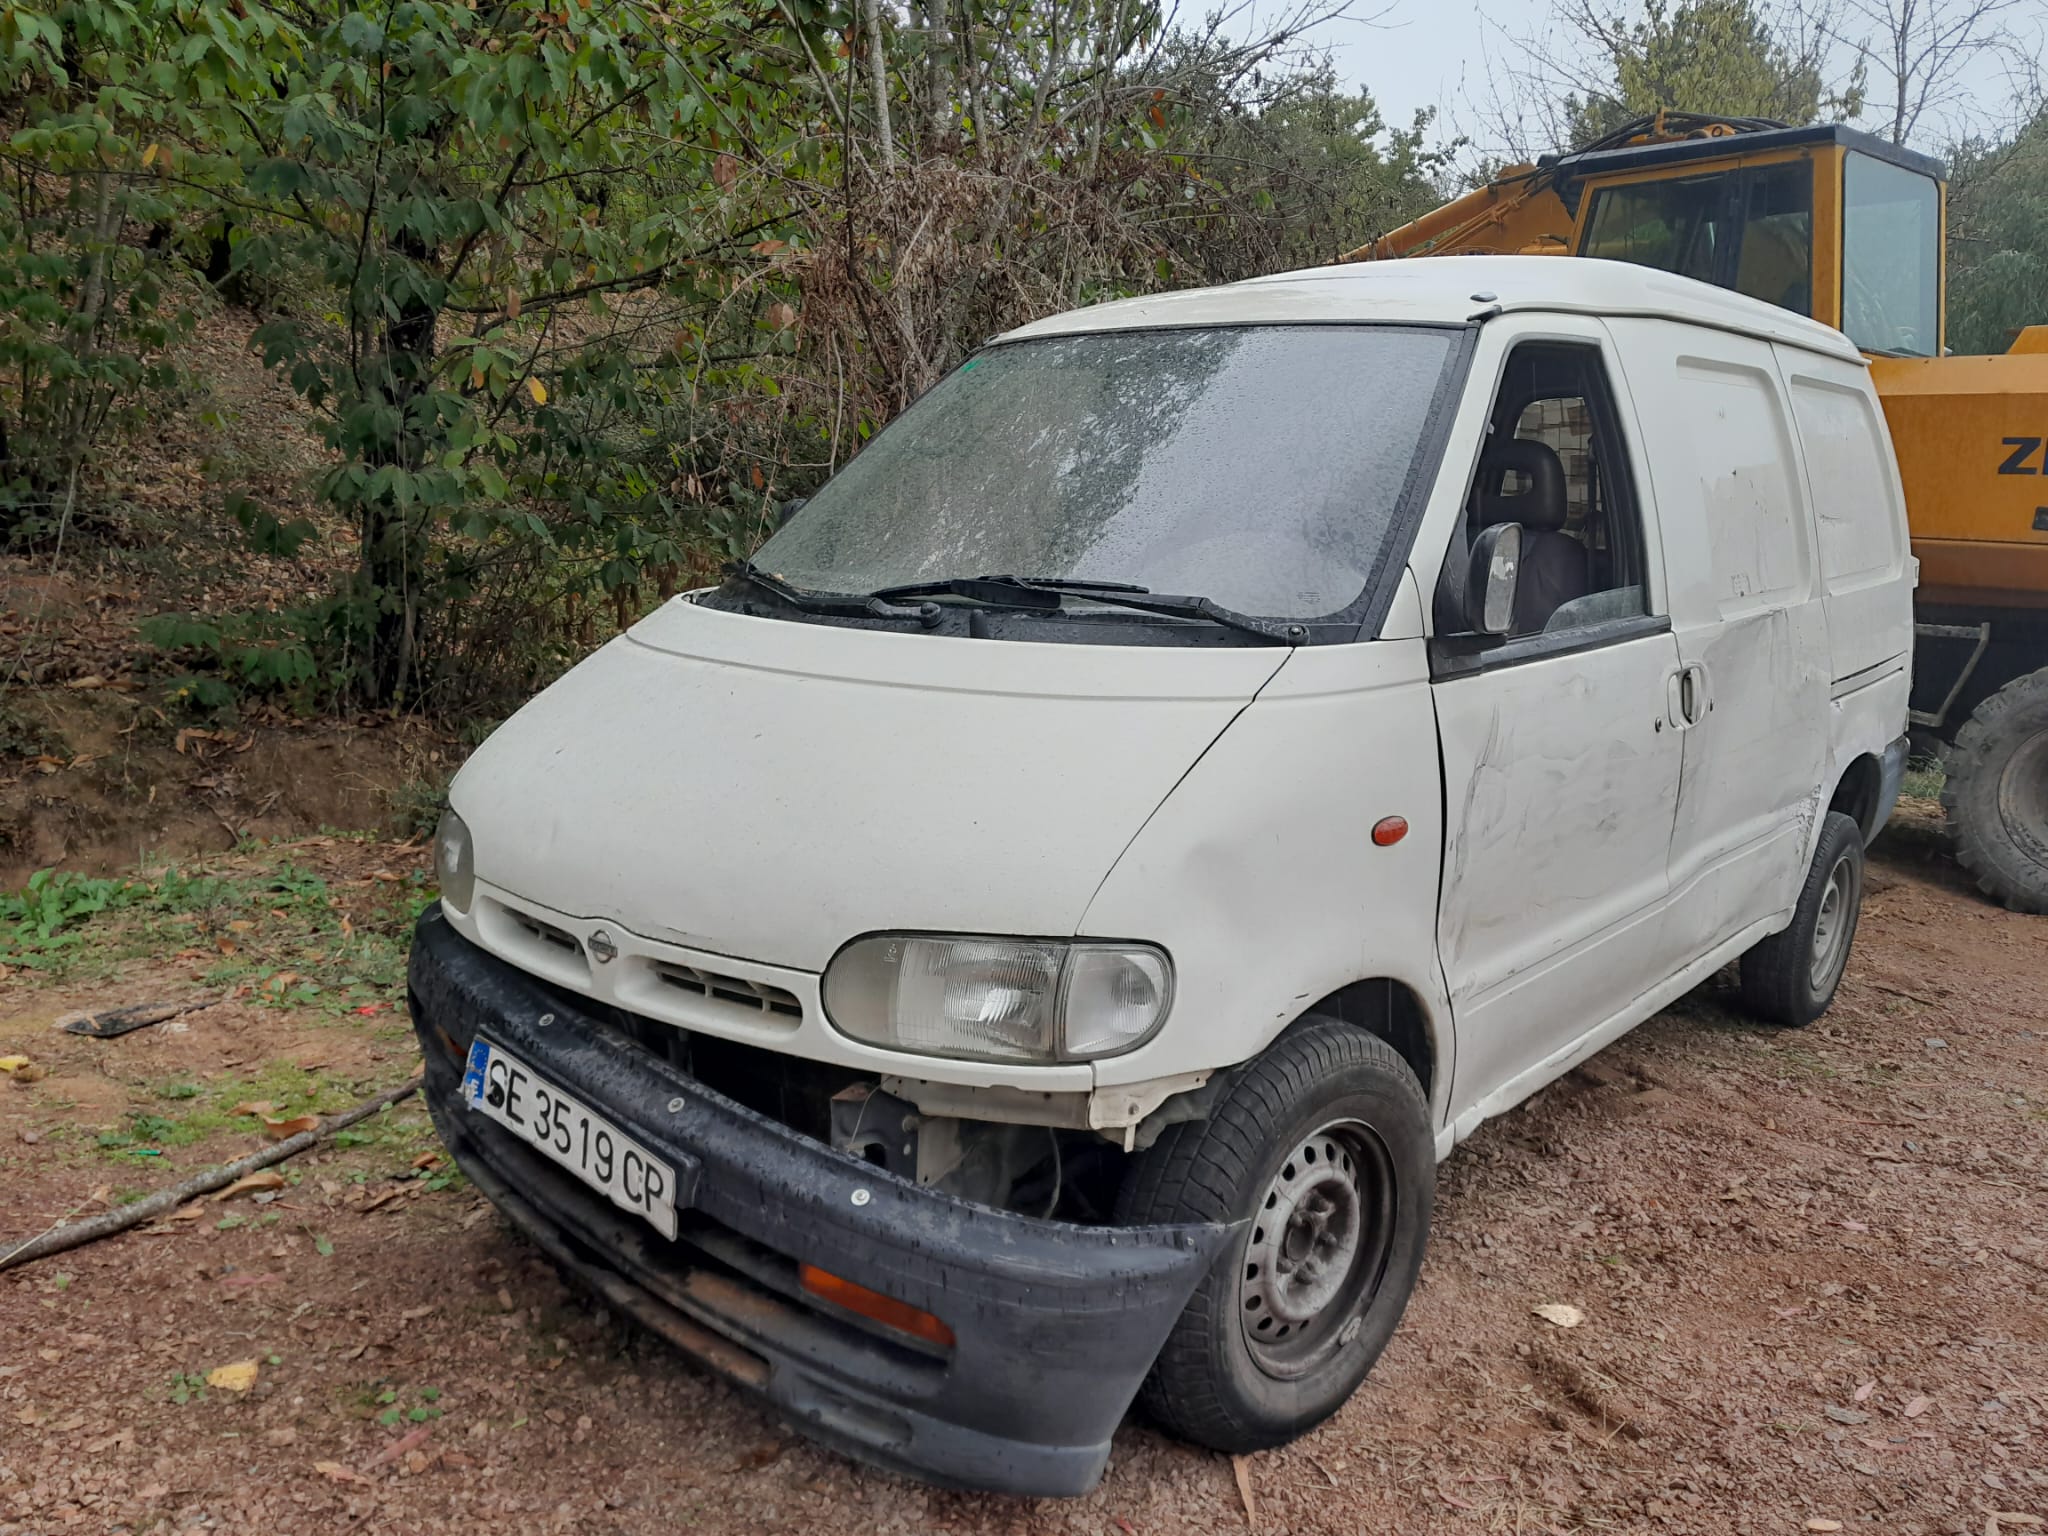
top-left (999, 255), bottom-right (1868, 365)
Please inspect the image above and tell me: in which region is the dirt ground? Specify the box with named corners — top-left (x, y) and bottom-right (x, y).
top-left (2, 807), bottom-right (2043, 1536)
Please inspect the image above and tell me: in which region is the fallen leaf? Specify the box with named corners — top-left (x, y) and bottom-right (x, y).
top-left (729, 1439), bottom-right (785, 1472)
top-left (1806, 1522), bottom-right (1844, 1532)
top-left (1903, 1395), bottom-right (1934, 1418)
top-left (230, 1100), bottom-right (278, 1118)
top-left (1825, 1406), bottom-right (1870, 1425)
top-left (1854, 1380), bottom-right (1876, 1402)
top-left (206, 1359), bottom-right (259, 1393)
top-left (64, 674), bottom-right (106, 690)
top-left (409, 1151), bottom-right (441, 1170)
top-left (0, 1056), bottom-right (29, 1073)
top-left (1989, 1515), bottom-right (2045, 1534)
top-left (15, 1404), bottom-right (45, 1426)
top-left (262, 1114), bottom-right (321, 1140)
top-left (1532, 1302), bottom-right (1585, 1328)
top-left (214, 1171), bottom-right (288, 1202)
top-left (227, 919), bottom-right (255, 933)
top-left (170, 1205), bottom-right (207, 1222)
top-left (1232, 1453), bottom-right (1258, 1530)
top-left (314, 1459), bottom-right (370, 1485)
top-left (363, 1422), bottom-right (435, 1470)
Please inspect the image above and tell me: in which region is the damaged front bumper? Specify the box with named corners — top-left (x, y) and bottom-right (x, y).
top-left (406, 907), bottom-right (1230, 1496)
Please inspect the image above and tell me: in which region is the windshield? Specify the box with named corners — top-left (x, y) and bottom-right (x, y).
top-left (751, 324), bottom-right (1460, 620)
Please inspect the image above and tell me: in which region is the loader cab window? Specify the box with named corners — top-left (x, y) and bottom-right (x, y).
top-left (1843, 153), bottom-right (1940, 357)
top-left (1581, 162), bottom-right (1814, 317)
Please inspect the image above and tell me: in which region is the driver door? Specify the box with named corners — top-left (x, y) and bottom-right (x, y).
top-left (1429, 328), bottom-right (1686, 1122)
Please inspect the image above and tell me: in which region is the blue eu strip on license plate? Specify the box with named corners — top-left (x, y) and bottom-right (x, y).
top-left (463, 1038), bottom-right (680, 1240)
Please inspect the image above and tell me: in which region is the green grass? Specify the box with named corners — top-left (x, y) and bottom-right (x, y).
top-left (1900, 757), bottom-right (1945, 802)
top-left (88, 1061), bottom-right (420, 1157)
top-left (0, 843), bottom-right (431, 1018)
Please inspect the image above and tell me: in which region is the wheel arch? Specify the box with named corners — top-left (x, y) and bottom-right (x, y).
top-left (1298, 977), bottom-right (1440, 1109)
top-left (1828, 750), bottom-right (1887, 844)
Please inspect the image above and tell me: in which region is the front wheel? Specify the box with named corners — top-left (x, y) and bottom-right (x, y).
top-left (1115, 1020), bottom-right (1434, 1453)
top-left (1738, 810), bottom-right (1865, 1026)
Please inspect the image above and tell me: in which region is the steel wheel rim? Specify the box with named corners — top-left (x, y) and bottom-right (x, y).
top-left (1995, 727), bottom-right (2048, 865)
top-left (1809, 854), bottom-right (1857, 991)
top-left (1238, 1119), bottom-right (1395, 1379)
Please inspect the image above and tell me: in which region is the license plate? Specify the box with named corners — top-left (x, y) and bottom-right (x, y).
top-left (462, 1038), bottom-right (680, 1240)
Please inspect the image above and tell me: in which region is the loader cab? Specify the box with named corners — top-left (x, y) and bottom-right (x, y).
top-left (1556, 125), bottom-right (1946, 358)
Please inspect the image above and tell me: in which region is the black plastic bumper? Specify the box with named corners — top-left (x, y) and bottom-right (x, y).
top-left (406, 908), bottom-right (1229, 1495)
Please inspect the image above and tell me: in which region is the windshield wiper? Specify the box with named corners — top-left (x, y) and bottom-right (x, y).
top-left (725, 560), bottom-right (849, 613)
top-left (867, 574), bottom-right (1302, 644)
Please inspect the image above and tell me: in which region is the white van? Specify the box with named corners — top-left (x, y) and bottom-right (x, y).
top-left (409, 256), bottom-right (1913, 1496)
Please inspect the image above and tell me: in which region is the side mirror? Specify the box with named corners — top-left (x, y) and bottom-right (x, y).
top-left (776, 496), bottom-right (807, 529)
top-left (1466, 522), bottom-right (1521, 637)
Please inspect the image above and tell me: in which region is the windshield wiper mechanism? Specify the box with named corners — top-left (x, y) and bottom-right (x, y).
top-left (1015, 578), bottom-right (1305, 645)
top-left (728, 560), bottom-right (945, 627)
top-left (867, 574), bottom-right (1298, 643)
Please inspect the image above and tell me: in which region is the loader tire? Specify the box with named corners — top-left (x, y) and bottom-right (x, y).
top-left (1942, 668), bottom-right (2048, 915)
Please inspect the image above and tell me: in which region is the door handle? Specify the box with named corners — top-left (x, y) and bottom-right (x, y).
top-left (1666, 663), bottom-right (1711, 729)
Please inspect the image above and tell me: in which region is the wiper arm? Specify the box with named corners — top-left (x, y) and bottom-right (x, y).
top-left (725, 560), bottom-right (845, 613)
top-left (727, 561), bottom-right (944, 627)
top-left (868, 573), bottom-right (1294, 642)
top-left (1012, 579), bottom-right (1304, 645)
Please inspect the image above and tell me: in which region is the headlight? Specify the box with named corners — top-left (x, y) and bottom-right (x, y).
top-left (822, 934), bottom-right (1172, 1063)
top-left (434, 810), bottom-right (476, 915)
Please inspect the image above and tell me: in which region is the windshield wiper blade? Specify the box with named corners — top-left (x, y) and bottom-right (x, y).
top-left (1009, 579), bottom-right (1305, 645)
top-left (864, 575), bottom-right (1068, 610)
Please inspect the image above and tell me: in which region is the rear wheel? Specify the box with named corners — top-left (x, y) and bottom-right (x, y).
top-left (1115, 1020), bottom-right (1433, 1453)
top-left (1942, 668), bottom-right (2048, 914)
top-left (1739, 810), bottom-right (1865, 1026)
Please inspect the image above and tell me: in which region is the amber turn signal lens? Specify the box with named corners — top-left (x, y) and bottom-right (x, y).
top-left (1371, 815), bottom-right (1408, 847)
top-left (799, 1264), bottom-right (956, 1349)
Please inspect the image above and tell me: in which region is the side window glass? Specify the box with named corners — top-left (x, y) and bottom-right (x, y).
top-left (1842, 153), bottom-right (1939, 357)
top-left (1438, 343), bottom-right (1652, 641)
top-left (1733, 164), bottom-right (1813, 317)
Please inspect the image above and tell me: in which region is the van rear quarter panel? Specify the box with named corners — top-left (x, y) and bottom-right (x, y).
top-left (1777, 349), bottom-right (1915, 687)
top-left (1609, 318), bottom-right (1833, 942)
top-left (1079, 633), bottom-right (1450, 1120)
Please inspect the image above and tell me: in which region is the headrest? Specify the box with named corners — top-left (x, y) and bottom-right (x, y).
top-left (1476, 438), bottom-right (1568, 533)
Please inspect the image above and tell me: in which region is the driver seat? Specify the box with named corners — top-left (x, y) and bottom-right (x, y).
top-left (1475, 439), bottom-right (1589, 635)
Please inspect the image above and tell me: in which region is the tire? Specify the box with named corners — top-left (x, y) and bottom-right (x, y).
top-left (1738, 810), bottom-right (1865, 1026)
top-left (1941, 668), bottom-right (2048, 915)
top-left (1114, 1019), bottom-right (1433, 1453)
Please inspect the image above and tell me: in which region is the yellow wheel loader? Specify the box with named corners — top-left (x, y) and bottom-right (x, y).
top-left (1351, 111), bottom-right (2048, 912)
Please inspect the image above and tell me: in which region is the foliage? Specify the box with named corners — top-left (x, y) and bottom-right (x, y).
top-left (0, 0), bottom-right (1477, 712)
top-left (0, 62), bottom-right (196, 539)
top-left (1560, 0), bottom-right (1865, 147)
top-left (1948, 106), bottom-right (2048, 357)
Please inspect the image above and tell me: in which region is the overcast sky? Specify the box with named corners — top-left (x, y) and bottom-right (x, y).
top-left (1226, 0), bottom-right (2044, 164)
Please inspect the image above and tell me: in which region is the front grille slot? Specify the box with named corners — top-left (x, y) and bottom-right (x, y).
top-left (508, 910), bottom-right (585, 960)
top-left (654, 960), bottom-right (802, 1021)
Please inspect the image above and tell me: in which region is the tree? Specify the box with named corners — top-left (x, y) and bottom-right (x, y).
top-left (1560, 0), bottom-right (1865, 146)
top-left (1947, 104), bottom-right (2048, 355)
top-left (1836, 0), bottom-right (2037, 146)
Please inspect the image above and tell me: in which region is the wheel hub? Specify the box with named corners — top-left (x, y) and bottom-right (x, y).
top-left (1239, 1121), bottom-right (1390, 1373)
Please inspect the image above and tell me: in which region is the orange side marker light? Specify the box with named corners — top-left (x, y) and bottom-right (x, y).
top-left (799, 1264), bottom-right (956, 1349)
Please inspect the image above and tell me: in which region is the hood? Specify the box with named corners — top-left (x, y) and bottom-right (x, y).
top-left (451, 599), bottom-right (1288, 971)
